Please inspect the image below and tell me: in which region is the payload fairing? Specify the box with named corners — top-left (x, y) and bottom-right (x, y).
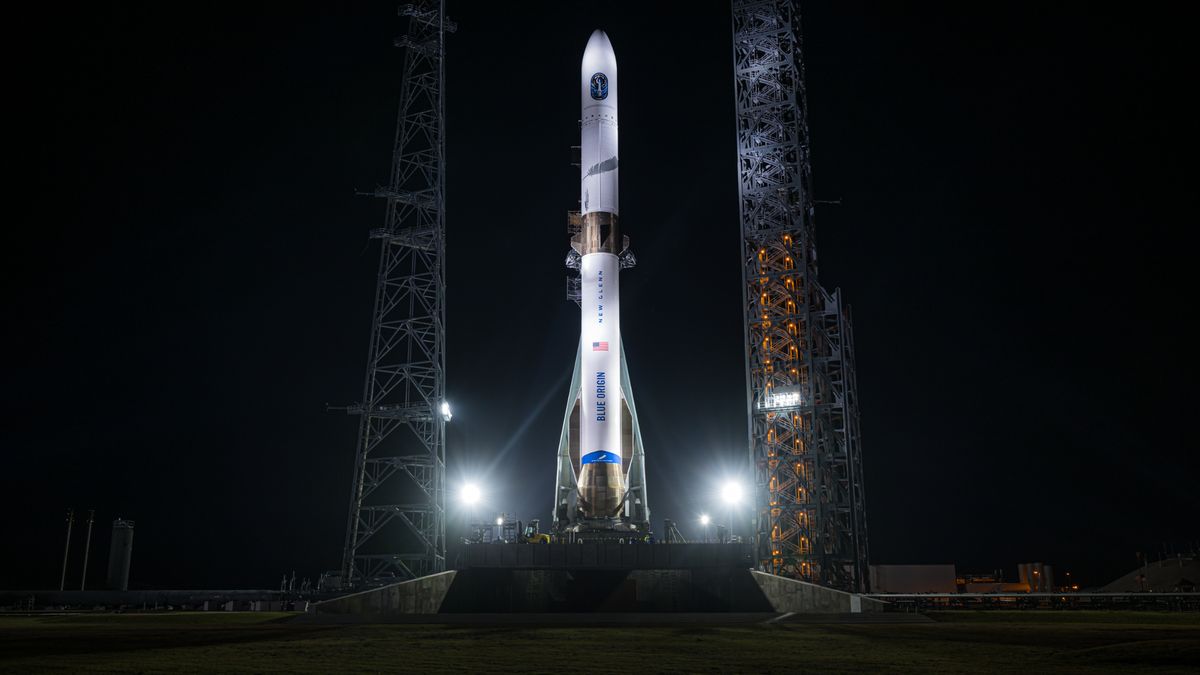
top-left (553, 30), bottom-right (649, 535)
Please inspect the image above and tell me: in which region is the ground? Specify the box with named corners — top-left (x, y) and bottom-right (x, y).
top-left (0, 611), bottom-right (1197, 673)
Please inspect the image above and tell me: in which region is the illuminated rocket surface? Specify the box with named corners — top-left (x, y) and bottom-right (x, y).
top-left (576, 29), bottom-right (624, 518)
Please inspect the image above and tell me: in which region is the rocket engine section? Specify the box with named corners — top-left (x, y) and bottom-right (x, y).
top-left (575, 30), bottom-right (624, 519)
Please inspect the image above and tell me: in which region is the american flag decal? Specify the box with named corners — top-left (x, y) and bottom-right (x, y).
top-left (592, 341), bottom-right (609, 351)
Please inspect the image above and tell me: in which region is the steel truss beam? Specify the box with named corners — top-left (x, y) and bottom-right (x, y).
top-left (340, 1), bottom-right (453, 587)
top-left (731, 0), bottom-right (869, 592)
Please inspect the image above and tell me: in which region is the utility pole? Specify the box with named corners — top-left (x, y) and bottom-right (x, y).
top-left (79, 509), bottom-right (95, 591)
top-left (59, 508), bottom-right (74, 591)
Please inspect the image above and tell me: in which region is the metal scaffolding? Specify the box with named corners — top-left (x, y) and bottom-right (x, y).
top-left (731, 0), bottom-right (869, 591)
top-left (339, 1), bottom-right (454, 586)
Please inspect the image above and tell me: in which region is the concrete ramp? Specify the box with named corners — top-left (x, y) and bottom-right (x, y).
top-left (751, 571), bottom-right (885, 613)
top-left (313, 570), bottom-right (456, 615)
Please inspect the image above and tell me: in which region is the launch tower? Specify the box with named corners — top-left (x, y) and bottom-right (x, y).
top-left (338, 1), bottom-right (454, 586)
top-left (732, 0), bottom-right (870, 591)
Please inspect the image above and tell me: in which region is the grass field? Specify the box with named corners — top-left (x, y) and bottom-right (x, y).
top-left (0, 611), bottom-right (1197, 673)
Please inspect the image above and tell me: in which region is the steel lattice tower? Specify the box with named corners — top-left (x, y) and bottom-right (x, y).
top-left (731, 0), bottom-right (869, 592)
top-left (339, 1), bottom-right (454, 586)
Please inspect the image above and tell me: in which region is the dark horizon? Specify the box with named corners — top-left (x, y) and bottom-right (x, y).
top-left (4, 2), bottom-right (1195, 591)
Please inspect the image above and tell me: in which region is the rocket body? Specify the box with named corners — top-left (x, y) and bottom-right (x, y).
top-left (576, 30), bottom-right (624, 518)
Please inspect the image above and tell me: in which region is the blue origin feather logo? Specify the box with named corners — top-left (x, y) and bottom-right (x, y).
top-left (582, 450), bottom-right (619, 465)
top-left (590, 72), bottom-right (608, 100)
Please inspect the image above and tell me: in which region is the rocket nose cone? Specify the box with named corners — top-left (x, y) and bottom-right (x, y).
top-left (582, 29), bottom-right (617, 87)
top-left (583, 29), bottom-right (615, 61)
top-left (586, 29), bottom-right (611, 49)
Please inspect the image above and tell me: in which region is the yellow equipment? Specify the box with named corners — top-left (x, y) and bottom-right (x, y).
top-left (522, 519), bottom-right (551, 544)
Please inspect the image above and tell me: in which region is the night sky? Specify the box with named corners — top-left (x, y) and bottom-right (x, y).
top-left (5, 2), bottom-right (1194, 591)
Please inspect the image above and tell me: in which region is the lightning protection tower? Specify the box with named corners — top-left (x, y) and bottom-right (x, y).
top-left (731, 0), bottom-right (869, 592)
top-left (339, 1), bottom-right (455, 586)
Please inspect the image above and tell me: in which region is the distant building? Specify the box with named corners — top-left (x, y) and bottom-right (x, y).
top-left (869, 565), bottom-right (957, 593)
top-left (106, 519), bottom-right (135, 591)
top-left (872, 561), bottom-right (1080, 594)
top-left (1101, 556), bottom-right (1198, 593)
top-left (961, 581), bottom-right (1031, 593)
top-left (1018, 562), bottom-right (1054, 592)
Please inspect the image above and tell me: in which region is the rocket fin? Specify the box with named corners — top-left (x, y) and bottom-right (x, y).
top-left (619, 341), bottom-right (650, 527)
top-left (553, 340), bottom-right (583, 524)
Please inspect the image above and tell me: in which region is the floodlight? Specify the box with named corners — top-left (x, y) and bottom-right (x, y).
top-left (720, 481), bottom-right (743, 505)
top-left (460, 483), bottom-right (481, 505)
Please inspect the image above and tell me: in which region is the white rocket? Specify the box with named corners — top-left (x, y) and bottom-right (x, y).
top-left (553, 30), bottom-right (648, 531)
top-left (576, 30), bottom-right (624, 518)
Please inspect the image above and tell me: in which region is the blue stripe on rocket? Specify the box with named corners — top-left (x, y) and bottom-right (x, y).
top-left (581, 450), bottom-right (620, 465)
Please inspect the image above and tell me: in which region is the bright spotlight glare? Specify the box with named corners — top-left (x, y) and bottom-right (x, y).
top-left (699, 514), bottom-right (711, 526)
top-left (460, 483), bottom-right (481, 505)
top-left (495, 516), bottom-right (504, 526)
top-left (720, 481), bottom-right (743, 505)
top-left (441, 401), bottom-right (453, 422)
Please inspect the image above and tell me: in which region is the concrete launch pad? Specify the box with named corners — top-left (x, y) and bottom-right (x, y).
top-left (451, 542), bottom-right (754, 570)
top-left (313, 544), bottom-right (884, 615)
